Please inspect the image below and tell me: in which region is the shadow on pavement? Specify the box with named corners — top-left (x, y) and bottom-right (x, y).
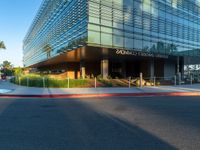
top-left (119, 96), bottom-right (200, 129)
top-left (0, 98), bottom-right (178, 150)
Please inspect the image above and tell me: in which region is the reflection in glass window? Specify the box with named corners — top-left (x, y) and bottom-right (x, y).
top-left (101, 26), bottom-right (112, 34)
top-left (134, 39), bottom-right (142, 50)
top-left (88, 31), bottom-right (100, 44)
top-left (86, 0), bottom-right (200, 57)
top-left (113, 35), bottom-right (124, 48)
top-left (113, 29), bottom-right (123, 36)
top-left (101, 33), bottom-right (112, 46)
top-left (88, 24), bottom-right (100, 31)
top-left (142, 41), bottom-right (151, 52)
top-left (113, 22), bottom-right (123, 29)
top-left (125, 38), bottom-right (133, 49)
top-left (101, 19), bottom-right (112, 27)
top-left (89, 16), bottom-right (100, 24)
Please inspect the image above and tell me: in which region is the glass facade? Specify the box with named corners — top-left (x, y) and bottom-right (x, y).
top-left (88, 0), bottom-right (200, 56)
top-left (24, 0), bottom-right (200, 67)
top-left (23, 0), bottom-right (88, 67)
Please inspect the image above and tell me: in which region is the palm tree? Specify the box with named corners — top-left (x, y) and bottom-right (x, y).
top-left (0, 41), bottom-right (6, 49)
top-left (1, 60), bottom-right (12, 69)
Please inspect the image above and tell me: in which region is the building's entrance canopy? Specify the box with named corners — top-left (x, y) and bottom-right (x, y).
top-left (29, 46), bottom-right (175, 68)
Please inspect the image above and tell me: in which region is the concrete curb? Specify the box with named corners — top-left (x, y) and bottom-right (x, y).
top-left (1, 91), bottom-right (200, 98)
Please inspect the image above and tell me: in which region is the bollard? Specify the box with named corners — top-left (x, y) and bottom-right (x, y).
top-left (140, 73), bottom-right (143, 88)
top-left (19, 77), bottom-right (21, 85)
top-left (174, 75), bottom-right (176, 86)
top-left (153, 76), bottom-right (156, 86)
top-left (129, 77), bottom-right (131, 88)
top-left (95, 77), bottom-right (97, 88)
top-left (191, 75), bottom-right (193, 85)
top-left (67, 77), bottom-right (70, 88)
top-left (178, 72), bottom-right (181, 85)
top-left (27, 77), bottom-right (29, 87)
top-left (43, 77), bottom-right (45, 88)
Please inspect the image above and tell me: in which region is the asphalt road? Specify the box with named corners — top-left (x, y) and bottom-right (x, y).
top-left (0, 96), bottom-right (200, 150)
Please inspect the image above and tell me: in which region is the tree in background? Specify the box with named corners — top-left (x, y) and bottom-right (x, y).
top-left (0, 61), bottom-right (13, 76)
top-left (1, 60), bottom-right (13, 69)
top-left (0, 41), bottom-right (6, 49)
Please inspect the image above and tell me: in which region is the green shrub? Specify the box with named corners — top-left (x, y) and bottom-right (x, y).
top-left (99, 79), bottom-right (113, 87)
top-left (13, 67), bottom-right (23, 76)
top-left (46, 78), bottom-right (88, 88)
top-left (97, 74), bottom-right (103, 80)
top-left (156, 82), bottom-right (160, 86)
top-left (10, 74), bottom-right (89, 88)
top-left (107, 75), bottom-right (112, 79)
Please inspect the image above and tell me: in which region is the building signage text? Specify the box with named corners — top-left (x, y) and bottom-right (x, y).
top-left (116, 49), bottom-right (168, 59)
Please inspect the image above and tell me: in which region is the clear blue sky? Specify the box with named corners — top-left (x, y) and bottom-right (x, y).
top-left (0, 0), bottom-right (42, 67)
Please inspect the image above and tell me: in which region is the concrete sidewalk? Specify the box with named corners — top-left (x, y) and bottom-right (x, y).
top-left (0, 80), bottom-right (200, 97)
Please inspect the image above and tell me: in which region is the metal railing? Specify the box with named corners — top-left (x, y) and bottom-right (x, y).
top-left (9, 73), bottom-right (200, 88)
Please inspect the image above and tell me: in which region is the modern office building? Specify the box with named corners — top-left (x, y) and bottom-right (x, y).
top-left (23, 0), bottom-right (200, 79)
